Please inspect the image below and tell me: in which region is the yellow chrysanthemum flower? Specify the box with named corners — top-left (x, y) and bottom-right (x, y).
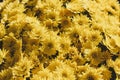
top-left (31, 68), bottom-right (53, 80)
top-left (0, 69), bottom-right (13, 80)
top-left (12, 56), bottom-right (34, 78)
top-left (86, 47), bottom-right (103, 66)
top-left (72, 54), bottom-right (85, 66)
top-left (47, 59), bottom-right (64, 71)
top-left (2, 0), bottom-right (25, 19)
top-left (68, 24), bottom-right (81, 42)
top-left (66, 0), bottom-right (85, 13)
top-left (110, 35), bottom-right (120, 48)
top-left (59, 36), bottom-right (71, 54)
top-left (103, 35), bottom-right (120, 54)
top-left (73, 14), bottom-right (90, 26)
top-left (80, 68), bottom-right (103, 80)
top-left (76, 64), bottom-right (90, 76)
top-left (98, 66), bottom-right (112, 80)
top-left (59, 17), bottom-right (72, 30)
top-left (53, 64), bottom-right (76, 80)
top-left (41, 31), bottom-right (60, 55)
top-left (88, 30), bottom-right (102, 46)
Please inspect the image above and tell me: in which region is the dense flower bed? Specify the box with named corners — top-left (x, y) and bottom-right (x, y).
top-left (0, 0), bottom-right (120, 80)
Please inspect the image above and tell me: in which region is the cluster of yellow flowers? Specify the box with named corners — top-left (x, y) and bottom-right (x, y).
top-left (0, 0), bottom-right (120, 80)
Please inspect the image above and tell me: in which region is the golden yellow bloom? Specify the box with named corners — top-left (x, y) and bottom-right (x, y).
top-left (41, 31), bottom-right (60, 55)
top-left (79, 28), bottom-right (93, 49)
top-left (73, 14), bottom-right (90, 26)
top-left (86, 47), bottom-right (103, 66)
top-left (98, 66), bottom-right (112, 80)
top-left (80, 68), bottom-right (103, 80)
top-left (44, 0), bottom-right (62, 10)
top-left (59, 17), bottom-right (72, 29)
top-left (12, 56), bottom-right (34, 78)
top-left (62, 47), bottom-right (79, 60)
top-left (44, 19), bottom-right (54, 30)
top-left (0, 69), bottom-right (13, 80)
top-left (43, 19), bottom-right (59, 31)
top-left (88, 30), bottom-right (102, 46)
top-left (110, 35), bottom-right (120, 48)
top-left (31, 68), bottom-right (52, 80)
top-left (76, 64), bottom-right (90, 76)
top-left (46, 10), bottom-right (60, 21)
top-left (66, 0), bottom-right (85, 13)
top-left (68, 24), bottom-right (81, 41)
top-left (101, 50), bottom-right (112, 61)
top-left (103, 35), bottom-right (120, 54)
top-left (23, 32), bottom-right (41, 52)
top-left (2, 0), bottom-right (25, 19)
top-left (91, 21), bottom-right (103, 31)
top-left (7, 14), bottom-right (26, 38)
top-left (59, 36), bottom-right (71, 54)
top-left (29, 50), bottom-right (41, 67)
top-left (47, 59), bottom-right (64, 71)
top-left (72, 54), bottom-right (85, 66)
top-left (53, 64), bottom-right (76, 80)
top-left (31, 64), bottom-right (44, 75)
